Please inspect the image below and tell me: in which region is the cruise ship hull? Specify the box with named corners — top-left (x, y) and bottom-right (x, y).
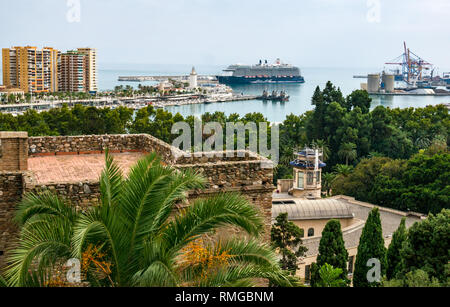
top-left (217, 76), bottom-right (305, 85)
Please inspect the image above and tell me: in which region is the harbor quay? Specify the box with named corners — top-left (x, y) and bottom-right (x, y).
top-left (0, 93), bottom-right (258, 115)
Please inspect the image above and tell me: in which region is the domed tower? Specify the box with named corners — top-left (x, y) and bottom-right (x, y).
top-left (189, 66), bottom-right (198, 89)
top-left (289, 148), bottom-right (326, 199)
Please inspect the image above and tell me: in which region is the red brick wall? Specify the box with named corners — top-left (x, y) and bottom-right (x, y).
top-left (0, 132), bottom-right (28, 172)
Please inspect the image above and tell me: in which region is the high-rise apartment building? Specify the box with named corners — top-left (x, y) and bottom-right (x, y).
top-left (2, 46), bottom-right (60, 93)
top-left (77, 48), bottom-right (98, 93)
top-left (59, 51), bottom-right (86, 93)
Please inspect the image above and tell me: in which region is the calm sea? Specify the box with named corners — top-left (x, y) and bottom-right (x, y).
top-left (2, 64), bottom-right (446, 123)
top-left (99, 64), bottom-right (449, 123)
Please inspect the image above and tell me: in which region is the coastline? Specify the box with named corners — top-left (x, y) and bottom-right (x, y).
top-left (0, 94), bottom-right (258, 115)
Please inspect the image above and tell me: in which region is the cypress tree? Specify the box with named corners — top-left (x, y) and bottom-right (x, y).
top-left (311, 219), bottom-right (349, 287)
top-left (307, 86), bottom-right (325, 141)
top-left (353, 207), bottom-right (387, 287)
top-left (386, 218), bottom-right (407, 280)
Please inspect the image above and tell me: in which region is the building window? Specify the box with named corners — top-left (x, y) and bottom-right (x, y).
top-left (307, 172), bottom-right (314, 186)
top-left (305, 265), bottom-right (311, 281)
top-left (316, 171), bottom-right (321, 184)
top-left (300, 229), bottom-right (305, 238)
top-left (348, 256), bottom-right (355, 274)
top-left (308, 228), bottom-right (315, 237)
top-left (297, 172), bottom-right (304, 189)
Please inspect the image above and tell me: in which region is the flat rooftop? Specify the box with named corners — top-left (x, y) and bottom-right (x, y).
top-left (28, 152), bottom-right (146, 184)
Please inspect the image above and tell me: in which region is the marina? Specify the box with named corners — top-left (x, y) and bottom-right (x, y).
top-left (118, 75), bottom-right (218, 84)
top-left (2, 64), bottom-right (448, 122)
top-left (0, 93), bottom-right (258, 115)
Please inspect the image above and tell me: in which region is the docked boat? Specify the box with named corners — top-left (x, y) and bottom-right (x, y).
top-left (217, 59), bottom-right (305, 85)
top-left (256, 90), bottom-right (290, 102)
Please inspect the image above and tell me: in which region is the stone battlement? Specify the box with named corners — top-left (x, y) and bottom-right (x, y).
top-left (0, 132), bottom-right (275, 269)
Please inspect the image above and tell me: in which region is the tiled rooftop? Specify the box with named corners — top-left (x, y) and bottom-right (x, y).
top-left (28, 152), bottom-right (146, 184)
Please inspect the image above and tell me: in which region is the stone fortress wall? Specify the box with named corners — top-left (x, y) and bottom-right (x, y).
top-left (0, 132), bottom-right (275, 269)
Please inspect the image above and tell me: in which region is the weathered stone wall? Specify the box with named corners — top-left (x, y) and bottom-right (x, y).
top-left (0, 133), bottom-right (275, 272)
top-left (184, 185), bottom-right (274, 241)
top-left (138, 134), bottom-right (183, 164)
top-left (0, 172), bottom-right (24, 268)
top-left (174, 150), bottom-right (260, 165)
top-left (176, 160), bottom-right (273, 189)
top-left (28, 134), bottom-right (179, 165)
top-left (175, 151), bottom-right (274, 238)
top-left (26, 181), bottom-right (101, 211)
top-left (29, 135), bottom-right (142, 156)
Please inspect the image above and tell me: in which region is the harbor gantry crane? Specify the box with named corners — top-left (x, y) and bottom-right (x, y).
top-left (385, 42), bottom-right (433, 85)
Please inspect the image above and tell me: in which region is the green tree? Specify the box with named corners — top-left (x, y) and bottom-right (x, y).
top-left (353, 208), bottom-right (387, 287)
top-left (346, 90), bottom-right (372, 113)
top-left (333, 164), bottom-right (354, 177)
top-left (386, 218), bottom-right (407, 280)
top-left (7, 94), bottom-right (16, 104)
top-left (5, 152), bottom-right (291, 287)
top-left (383, 269), bottom-right (442, 288)
top-left (311, 220), bottom-right (349, 287)
top-left (307, 86), bottom-right (326, 141)
top-left (331, 153), bottom-right (449, 215)
top-left (311, 139), bottom-right (330, 161)
top-left (321, 173), bottom-right (336, 197)
top-left (338, 142), bottom-right (357, 165)
top-left (271, 213), bottom-right (308, 276)
top-left (400, 209), bottom-right (450, 283)
top-left (315, 264), bottom-right (348, 287)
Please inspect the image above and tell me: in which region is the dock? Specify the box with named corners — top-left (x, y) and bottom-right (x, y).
top-left (0, 94), bottom-right (258, 115)
top-left (118, 75), bottom-right (217, 82)
top-left (368, 92), bottom-right (450, 96)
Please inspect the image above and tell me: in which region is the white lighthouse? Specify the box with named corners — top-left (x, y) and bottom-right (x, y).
top-left (189, 66), bottom-right (198, 89)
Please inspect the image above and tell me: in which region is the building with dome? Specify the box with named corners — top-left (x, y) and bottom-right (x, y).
top-left (273, 147), bottom-right (424, 283)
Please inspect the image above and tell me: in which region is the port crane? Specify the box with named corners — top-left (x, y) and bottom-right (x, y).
top-left (385, 42), bottom-right (433, 85)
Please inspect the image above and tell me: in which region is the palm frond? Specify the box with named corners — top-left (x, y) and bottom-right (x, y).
top-left (163, 193), bottom-right (264, 254)
top-left (148, 168), bottom-right (205, 235)
top-left (4, 216), bottom-right (73, 287)
top-left (0, 274), bottom-right (7, 287)
top-left (72, 207), bottom-right (124, 285)
top-left (178, 238), bottom-right (290, 287)
top-left (211, 237), bottom-right (280, 268)
top-left (195, 264), bottom-right (293, 287)
top-left (131, 261), bottom-right (179, 287)
top-left (118, 154), bottom-right (204, 263)
top-left (14, 192), bottom-right (77, 226)
top-left (99, 149), bottom-right (124, 209)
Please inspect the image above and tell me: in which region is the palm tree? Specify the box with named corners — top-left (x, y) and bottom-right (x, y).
top-left (338, 142), bottom-right (357, 165)
top-left (311, 139), bottom-right (330, 162)
top-left (315, 264), bottom-right (347, 287)
top-left (0, 275), bottom-right (6, 287)
top-left (5, 151), bottom-right (290, 287)
top-left (333, 164), bottom-right (354, 177)
top-left (321, 173), bottom-right (336, 197)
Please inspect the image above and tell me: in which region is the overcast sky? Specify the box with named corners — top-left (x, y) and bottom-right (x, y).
top-left (1, 0), bottom-right (449, 70)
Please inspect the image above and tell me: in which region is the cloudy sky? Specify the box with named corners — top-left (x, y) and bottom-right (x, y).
top-left (1, 0), bottom-right (449, 70)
